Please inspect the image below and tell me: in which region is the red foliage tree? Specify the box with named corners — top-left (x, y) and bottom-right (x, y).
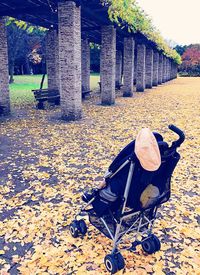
top-left (179, 44), bottom-right (200, 76)
top-left (181, 45), bottom-right (200, 67)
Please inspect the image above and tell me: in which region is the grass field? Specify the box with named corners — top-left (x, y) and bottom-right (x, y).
top-left (9, 73), bottom-right (100, 104)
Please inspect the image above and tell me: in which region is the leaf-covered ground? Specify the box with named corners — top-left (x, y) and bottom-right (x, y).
top-left (0, 77), bottom-right (199, 274)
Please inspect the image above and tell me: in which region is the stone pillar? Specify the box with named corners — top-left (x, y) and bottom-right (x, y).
top-left (171, 62), bottom-right (174, 79)
top-left (81, 38), bottom-right (90, 92)
top-left (123, 37), bottom-right (135, 97)
top-left (165, 58), bottom-right (168, 81)
top-left (134, 49), bottom-right (137, 85)
top-left (0, 18), bottom-right (10, 115)
top-left (115, 50), bottom-right (122, 89)
top-left (175, 64), bottom-right (178, 78)
top-left (166, 59), bottom-right (169, 81)
top-left (165, 58), bottom-right (168, 82)
top-left (58, 1), bottom-right (82, 121)
top-left (169, 60), bottom-right (172, 80)
top-left (46, 29), bottom-right (59, 91)
top-left (170, 60), bottom-right (174, 80)
top-left (145, 47), bottom-right (153, 89)
top-left (158, 54), bottom-right (163, 84)
top-left (153, 51), bottom-right (159, 86)
top-left (167, 59), bottom-right (169, 80)
top-left (170, 60), bottom-right (172, 80)
top-left (100, 25), bottom-right (116, 105)
top-left (162, 57), bottom-right (166, 83)
top-left (167, 59), bottom-right (170, 81)
top-left (173, 63), bottom-right (177, 79)
top-left (136, 44), bottom-right (146, 92)
top-left (168, 59), bottom-right (171, 80)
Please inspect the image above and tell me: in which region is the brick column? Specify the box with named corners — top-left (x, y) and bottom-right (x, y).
top-left (171, 62), bottom-right (174, 79)
top-left (81, 38), bottom-right (90, 92)
top-left (170, 60), bottom-right (173, 80)
top-left (173, 63), bottom-right (177, 79)
top-left (158, 53), bottom-right (163, 84)
top-left (145, 47), bottom-right (153, 89)
top-left (115, 50), bottom-right (122, 89)
top-left (169, 60), bottom-right (172, 80)
top-left (153, 51), bottom-right (159, 86)
top-left (134, 49), bottom-right (137, 85)
top-left (123, 37), bottom-right (135, 97)
top-left (100, 25), bottom-right (116, 105)
top-left (46, 29), bottom-right (59, 91)
top-left (136, 44), bottom-right (146, 92)
top-left (162, 57), bottom-right (166, 83)
top-left (165, 57), bottom-right (168, 82)
top-left (0, 18), bottom-right (10, 115)
top-left (166, 59), bottom-right (169, 81)
top-left (167, 59), bottom-right (170, 80)
top-left (175, 64), bottom-right (178, 78)
top-left (58, 1), bottom-right (82, 121)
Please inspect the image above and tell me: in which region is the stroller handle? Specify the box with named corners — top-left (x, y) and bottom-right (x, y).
top-left (168, 124), bottom-right (185, 147)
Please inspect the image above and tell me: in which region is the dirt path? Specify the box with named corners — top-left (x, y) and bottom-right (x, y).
top-left (0, 77), bottom-right (199, 274)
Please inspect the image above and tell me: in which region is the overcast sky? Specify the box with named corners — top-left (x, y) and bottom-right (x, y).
top-left (136, 0), bottom-right (200, 46)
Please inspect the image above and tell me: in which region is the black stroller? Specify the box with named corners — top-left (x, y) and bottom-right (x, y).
top-left (69, 125), bottom-right (185, 274)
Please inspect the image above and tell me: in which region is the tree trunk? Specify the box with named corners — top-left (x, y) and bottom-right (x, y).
top-left (9, 61), bottom-right (14, 83)
top-left (24, 55), bottom-right (31, 74)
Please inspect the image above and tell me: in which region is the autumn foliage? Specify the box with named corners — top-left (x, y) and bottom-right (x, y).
top-left (178, 44), bottom-right (200, 76)
top-left (0, 77), bottom-right (200, 274)
top-left (102, 0), bottom-right (181, 64)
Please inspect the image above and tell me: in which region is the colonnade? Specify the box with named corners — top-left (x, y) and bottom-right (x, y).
top-left (0, 1), bottom-right (178, 119)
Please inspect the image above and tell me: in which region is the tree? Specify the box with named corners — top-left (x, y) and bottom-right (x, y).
top-left (174, 45), bottom-right (187, 56)
top-left (90, 43), bottom-right (100, 72)
top-left (179, 44), bottom-right (200, 76)
top-left (6, 19), bottom-right (46, 82)
top-left (182, 45), bottom-right (200, 66)
top-left (7, 23), bottom-right (27, 83)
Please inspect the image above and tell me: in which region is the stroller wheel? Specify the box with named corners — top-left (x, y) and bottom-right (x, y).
top-left (142, 234), bottom-right (161, 254)
top-left (69, 221), bottom-right (79, 238)
top-left (151, 234), bottom-right (161, 251)
top-left (78, 219), bottom-right (87, 235)
top-left (104, 254), bottom-right (118, 274)
top-left (116, 252), bottom-right (125, 270)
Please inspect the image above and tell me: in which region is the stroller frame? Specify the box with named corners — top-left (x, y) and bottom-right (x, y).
top-left (70, 124), bottom-right (185, 273)
top-left (75, 157), bottom-right (158, 253)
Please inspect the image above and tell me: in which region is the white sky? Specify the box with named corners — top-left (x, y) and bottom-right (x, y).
top-left (136, 0), bottom-right (200, 45)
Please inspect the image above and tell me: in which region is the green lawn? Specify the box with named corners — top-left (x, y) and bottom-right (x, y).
top-left (9, 74), bottom-right (100, 104)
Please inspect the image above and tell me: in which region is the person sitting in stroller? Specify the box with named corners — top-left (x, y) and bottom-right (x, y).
top-left (82, 128), bottom-right (164, 216)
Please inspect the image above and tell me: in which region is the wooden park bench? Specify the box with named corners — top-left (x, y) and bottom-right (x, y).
top-left (0, 103), bottom-right (5, 115)
top-left (32, 74), bottom-right (59, 109)
top-left (32, 75), bottom-right (91, 109)
top-left (32, 88), bottom-right (60, 109)
top-left (82, 86), bottom-right (91, 99)
top-left (33, 88), bottom-right (91, 109)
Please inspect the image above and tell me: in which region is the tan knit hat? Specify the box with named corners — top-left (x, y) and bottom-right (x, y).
top-left (135, 128), bottom-right (161, 171)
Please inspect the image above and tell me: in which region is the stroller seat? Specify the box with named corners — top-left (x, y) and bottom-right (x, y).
top-left (89, 133), bottom-right (180, 217)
